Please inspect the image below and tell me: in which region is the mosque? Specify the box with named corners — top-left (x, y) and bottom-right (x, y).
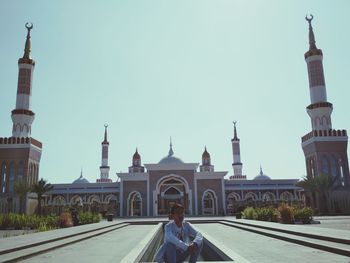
top-left (0, 17), bottom-right (349, 216)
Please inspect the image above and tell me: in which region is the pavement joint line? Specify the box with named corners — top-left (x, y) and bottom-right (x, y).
top-left (218, 221), bottom-right (350, 258)
top-left (222, 219), bottom-right (350, 245)
top-left (0, 222), bottom-right (128, 256)
top-left (0, 223), bottom-right (130, 263)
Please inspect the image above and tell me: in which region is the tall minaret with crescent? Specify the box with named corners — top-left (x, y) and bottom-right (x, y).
top-left (301, 15), bottom-right (349, 187)
top-left (229, 121), bottom-right (246, 180)
top-left (12, 23), bottom-right (36, 137)
top-left (97, 125), bottom-right (112, 182)
top-left (0, 24), bottom-right (42, 214)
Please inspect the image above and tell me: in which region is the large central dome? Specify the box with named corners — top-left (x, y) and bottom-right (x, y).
top-left (159, 155), bottom-right (184, 164)
top-left (158, 139), bottom-right (184, 165)
top-left (253, 166), bottom-right (271, 180)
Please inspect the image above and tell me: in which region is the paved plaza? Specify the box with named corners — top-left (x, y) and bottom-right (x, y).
top-left (0, 216), bottom-right (349, 263)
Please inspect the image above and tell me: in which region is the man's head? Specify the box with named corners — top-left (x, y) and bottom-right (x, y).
top-left (170, 203), bottom-right (185, 226)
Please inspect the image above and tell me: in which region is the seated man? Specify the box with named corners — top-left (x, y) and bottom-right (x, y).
top-left (155, 203), bottom-right (203, 263)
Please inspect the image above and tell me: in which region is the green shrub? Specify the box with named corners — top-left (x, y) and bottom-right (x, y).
top-left (254, 207), bottom-right (278, 222)
top-left (242, 207), bottom-right (256, 219)
top-left (292, 207), bottom-right (313, 224)
top-left (79, 212), bottom-right (102, 225)
top-left (278, 203), bottom-right (294, 224)
top-left (0, 213), bottom-right (59, 230)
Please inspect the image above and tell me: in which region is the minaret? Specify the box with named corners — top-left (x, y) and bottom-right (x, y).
top-left (230, 121), bottom-right (246, 180)
top-left (129, 148), bottom-right (145, 173)
top-left (11, 23), bottom-right (36, 137)
top-left (301, 15), bottom-right (349, 188)
top-left (97, 125), bottom-right (112, 182)
top-left (0, 24), bottom-right (42, 213)
top-left (200, 146), bottom-right (214, 172)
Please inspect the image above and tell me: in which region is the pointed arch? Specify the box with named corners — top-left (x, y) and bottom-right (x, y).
top-left (201, 189), bottom-right (218, 215)
top-left (262, 192), bottom-right (276, 202)
top-left (127, 191), bottom-right (142, 216)
top-left (53, 195), bottom-right (66, 206)
top-left (105, 194), bottom-right (118, 203)
top-left (1, 162), bottom-right (7, 193)
top-left (280, 191), bottom-right (294, 201)
top-left (70, 195), bottom-right (83, 206)
top-left (227, 192), bottom-right (241, 202)
top-left (87, 195), bottom-right (100, 204)
top-left (245, 192), bottom-right (258, 201)
top-left (9, 161), bottom-right (15, 193)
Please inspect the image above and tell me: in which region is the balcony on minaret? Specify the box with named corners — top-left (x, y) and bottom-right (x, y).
top-left (302, 129), bottom-right (347, 143)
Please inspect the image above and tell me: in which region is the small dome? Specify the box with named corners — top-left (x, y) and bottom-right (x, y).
top-left (253, 167), bottom-right (271, 180)
top-left (133, 148), bottom-right (141, 160)
top-left (72, 171), bottom-right (90, 184)
top-left (202, 147), bottom-right (210, 158)
top-left (158, 156), bottom-right (184, 165)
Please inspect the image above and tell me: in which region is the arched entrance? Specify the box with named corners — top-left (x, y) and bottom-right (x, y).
top-left (202, 190), bottom-right (217, 215)
top-left (127, 191), bottom-right (142, 216)
top-left (227, 192), bottom-right (241, 215)
top-left (155, 175), bottom-right (190, 216)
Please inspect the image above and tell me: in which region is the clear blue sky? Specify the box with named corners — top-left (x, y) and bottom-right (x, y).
top-left (0, 1), bottom-right (349, 183)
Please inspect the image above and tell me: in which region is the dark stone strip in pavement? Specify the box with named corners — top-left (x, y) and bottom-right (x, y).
top-left (0, 223), bottom-right (129, 263)
top-left (0, 222), bottom-right (127, 256)
top-left (219, 221), bottom-right (350, 258)
top-left (223, 219), bottom-right (350, 245)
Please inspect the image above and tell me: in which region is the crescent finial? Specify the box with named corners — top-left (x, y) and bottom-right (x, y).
top-left (305, 14), bottom-right (313, 23)
top-left (25, 22), bottom-right (33, 31)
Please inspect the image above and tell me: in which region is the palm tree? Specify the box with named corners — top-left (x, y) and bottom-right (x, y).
top-left (296, 176), bottom-right (317, 208)
top-left (14, 181), bottom-right (31, 214)
top-left (297, 174), bottom-right (334, 214)
top-left (314, 174), bottom-right (334, 214)
top-left (31, 178), bottom-right (53, 215)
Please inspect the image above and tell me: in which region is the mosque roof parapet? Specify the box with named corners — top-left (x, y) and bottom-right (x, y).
top-left (49, 182), bottom-right (119, 194)
top-left (145, 163), bottom-right (199, 171)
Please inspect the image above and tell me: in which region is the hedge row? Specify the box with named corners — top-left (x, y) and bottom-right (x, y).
top-left (0, 212), bottom-right (102, 231)
top-left (241, 204), bottom-right (313, 224)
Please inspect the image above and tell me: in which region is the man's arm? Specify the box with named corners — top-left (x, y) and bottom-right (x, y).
top-left (164, 223), bottom-right (189, 252)
top-left (186, 222), bottom-right (203, 248)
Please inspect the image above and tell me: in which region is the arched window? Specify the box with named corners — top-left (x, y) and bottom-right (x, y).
top-left (9, 162), bottom-right (15, 193)
top-left (280, 191), bottom-right (293, 201)
top-left (339, 159), bottom-right (345, 187)
top-left (1, 162), bottom-right (7, 193)
top-left (330, 156), bottom-right (337, 177)
top-left (53, 196), bottom-right (66, 206)
top-left (322, 156), bottom-right (330, 175)
top-left (17, 162), bottom-right (24, 182)
top-left (310, 158), bottom-right (315, 178)
top-left (262, 192), bottom-right (276, 202)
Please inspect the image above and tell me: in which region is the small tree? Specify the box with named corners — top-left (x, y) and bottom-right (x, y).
top-left (314, 174), bottom-right (334, 214)
top-left (297, 176), bottom-right (316, 208)
top-left (31, 178), bottom-right (53, 215)
top-left (14, 181), bottom-right (31, 214)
